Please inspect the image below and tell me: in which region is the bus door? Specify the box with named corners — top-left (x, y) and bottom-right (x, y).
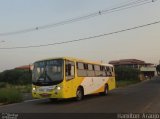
top-left (65, 60), bottom-right (75, 97)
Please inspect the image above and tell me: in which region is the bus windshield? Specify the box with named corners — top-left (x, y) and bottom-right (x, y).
top-left (32, 59), bottom-right (64, 86)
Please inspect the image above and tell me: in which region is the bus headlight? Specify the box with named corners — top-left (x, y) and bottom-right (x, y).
top-left (57, 86), bottom-right (61, 90)
top-left (32, 87), bottom-right (36, 91)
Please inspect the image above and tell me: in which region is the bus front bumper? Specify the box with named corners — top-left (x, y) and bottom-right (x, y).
top-left (32, 87), bottom-right (63, 99)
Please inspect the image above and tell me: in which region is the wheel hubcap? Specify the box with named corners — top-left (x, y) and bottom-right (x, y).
top-left (105, 87), bottom-right (108, 94)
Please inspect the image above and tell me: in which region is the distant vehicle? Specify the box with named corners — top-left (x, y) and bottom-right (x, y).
top-left (32, 57), bottom-right (116, 101)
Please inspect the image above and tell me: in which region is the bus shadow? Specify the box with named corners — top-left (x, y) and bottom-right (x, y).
top-left (36, 94), bottom-right (111, 105)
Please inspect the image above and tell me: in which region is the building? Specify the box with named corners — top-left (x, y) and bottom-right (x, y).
top-left (15, 64), bottom-right (33, 70)
top-left (109, 59), bottom-right (156, 80)
top-left (109, 59), bottom-right (153, 69)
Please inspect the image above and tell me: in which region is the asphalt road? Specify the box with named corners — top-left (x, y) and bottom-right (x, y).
top-left (0, 77), bottom-right (160, 113)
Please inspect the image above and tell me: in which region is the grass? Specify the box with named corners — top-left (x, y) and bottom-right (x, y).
top-left (0, 82), bottom-right (6, 88)
top-left (0, 88), bottom-right (23, 104)
top-left (0, 82), bottom-right (31, 104)
top-left (116, 80), bottom-right (141, 88)
top-left (14, 84), bottom-right (31, 93)
top-left (0, 82), bottom-right (31, 93)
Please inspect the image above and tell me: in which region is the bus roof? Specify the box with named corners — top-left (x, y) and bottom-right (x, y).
top-left (34, 57), bottom-right (113, 67)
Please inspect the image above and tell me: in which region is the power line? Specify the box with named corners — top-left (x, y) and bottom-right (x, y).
top-left (0, 0), bottom-right (151, 36)
top-left (0, 20), bottom-right (160, 50)
top-left (0, 0), bottom-right (156, 36)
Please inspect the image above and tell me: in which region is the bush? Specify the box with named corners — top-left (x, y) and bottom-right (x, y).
top-left (115, 66), bottom-right (140, 81)
top-left (0, 82), bottom-right (6, 88)
top-left (0, 88), bottom-right (23, 103)
top-left (156, 65), bottom-right (160, 75)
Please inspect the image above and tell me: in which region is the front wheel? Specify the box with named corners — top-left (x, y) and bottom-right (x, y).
top-left (76, 88), bottom-right (83, 101)
top-left (104, 85), bottom-right (109, 95)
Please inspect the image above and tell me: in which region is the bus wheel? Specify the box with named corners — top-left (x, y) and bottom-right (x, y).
top-left (99, 85), bottom-right (109, 96)
top-left (104, 84), bottom-right (109, 95)
top-left (76, 87), bottom-right (83, 101)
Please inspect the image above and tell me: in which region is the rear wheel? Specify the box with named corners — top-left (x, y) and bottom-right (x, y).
top-left (76, 88), bottom-right (83, 101)
top-left (100, 84), bottom-right (109, 96)
top-left (104, 84), bottom-right (109, 95)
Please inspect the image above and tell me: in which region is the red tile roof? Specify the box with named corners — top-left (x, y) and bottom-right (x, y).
top-left (15, 65), bottom-right (30, 70)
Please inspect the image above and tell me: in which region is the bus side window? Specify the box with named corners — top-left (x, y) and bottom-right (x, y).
top-left (101, 66), bottom-right (106, 76)
top-left (95, 65), bottom-right (101, 77)
top-left (77, 62), bottom-right (87, 77)
top-left (110, 67), bottom-right (114, 76)
top-left (105, 66), bottom-right (112, 76)
top-left (87, 64), bottom-right (95, 77)
top-left (66, 61), bottom-right (75, 80)
top-left (108, 67), bottom-right (112, 76)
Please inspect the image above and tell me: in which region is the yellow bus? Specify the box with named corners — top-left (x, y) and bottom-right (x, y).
top-left (32, 57), bottom-right (116, 101)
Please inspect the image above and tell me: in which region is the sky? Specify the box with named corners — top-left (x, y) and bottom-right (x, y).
top-left (0, 0), bottom-right (160, 72)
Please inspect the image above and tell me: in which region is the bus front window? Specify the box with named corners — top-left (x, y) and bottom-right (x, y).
top-left (32, 59), bottom-right (64, 86)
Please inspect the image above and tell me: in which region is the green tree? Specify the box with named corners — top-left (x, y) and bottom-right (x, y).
top-left (156, 65), bottom-right (160, 75)
top-left (0, 69), bottom-right (31, 85)
top-left (115, 66), bottom-right (140, 81)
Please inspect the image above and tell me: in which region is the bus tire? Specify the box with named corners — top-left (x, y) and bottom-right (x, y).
top-left (104, 84), bottom-right (109, 96)
top-left (76, 87), bottom-right (84, 101)
top-left (100, 84), bottom-right (109, 96)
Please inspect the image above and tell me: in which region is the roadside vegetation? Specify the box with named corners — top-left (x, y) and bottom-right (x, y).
top-left (115, 66), bottom-right (141, 87)
top-left (0, 66), bottom-right (143, 104)
top-left (0, 69), bottom-right (31, 85)
top-left (156, 64), bottom-right (160, 75)
top-left (0, 69), bottom-right (31, 104)
top-left (0, 88), bottom-right (23, 104)
top-left (116, 80), bottom-right (140, 88)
